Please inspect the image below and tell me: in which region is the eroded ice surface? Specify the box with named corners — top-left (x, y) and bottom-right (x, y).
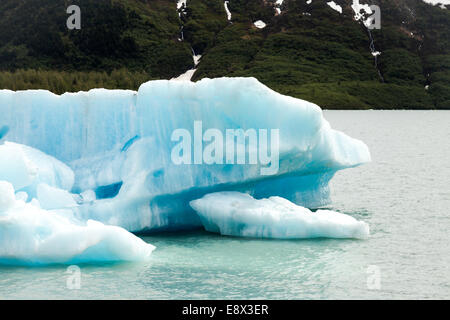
top-left (0, 78), bottom-right (371, 232)
top-left (0, 141), bottom-right (74, 197)
top-left (190, 192), bottom-right (370, 239)
top-left (0, 181), bottom-right (155, 266)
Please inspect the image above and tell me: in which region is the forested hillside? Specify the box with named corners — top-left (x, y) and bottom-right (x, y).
top-left (0, 0), bottom-right (449, 109)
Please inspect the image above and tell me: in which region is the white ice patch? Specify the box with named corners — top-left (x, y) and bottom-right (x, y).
top-left (422, 0), bottom-right (449, 9)
top-left (351, 1), bottom-right (374, 27)
top-left (275, 0), bottom-right (285, 14)
top-left (172, 69), bottom-right (197, 82)
top-left (327, 1), bottom-right (343, 14)
top-left (177, 0), bottom-right (188, 18)
top-left (0, 181), bottom-right (155, 266)
top-left (177, 0), bottom-right (187, 10)
top-left (190, 192), bottom-right (370, 239)
top-left (193, 54), bottom-right (202, 66)
top-left (254, 20), bottom-right (267, 29)
top-left (172, 50), bottom-right (202, 82)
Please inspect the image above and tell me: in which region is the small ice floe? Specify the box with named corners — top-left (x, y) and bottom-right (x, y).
top-left (190, 192), bottom-right (370, 240)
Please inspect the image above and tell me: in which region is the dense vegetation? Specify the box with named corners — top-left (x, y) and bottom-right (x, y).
top-left (0, 68), bottom-right (153, 92)
top-left (0, 0), bottom-right (449, 109)
top-left (0, 0), bottom-right (193, 77)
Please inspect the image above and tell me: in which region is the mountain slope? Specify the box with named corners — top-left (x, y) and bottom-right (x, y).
top-left (0, 0), bottom-right (449, 109)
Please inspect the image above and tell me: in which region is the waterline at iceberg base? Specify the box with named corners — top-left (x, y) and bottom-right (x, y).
top-left (0, 77), bottom-right (370, 265)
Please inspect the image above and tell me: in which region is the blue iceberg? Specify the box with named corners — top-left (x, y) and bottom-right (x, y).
top-left (0, 78), bottom-right (371, 236)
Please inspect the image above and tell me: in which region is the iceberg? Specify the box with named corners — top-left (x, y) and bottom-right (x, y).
top-left (0, 77), bottom-right (371, 233)
top-left (190, 192), bottom-right (370, 239)
top-left (0, 180), bottom-right (155, 266)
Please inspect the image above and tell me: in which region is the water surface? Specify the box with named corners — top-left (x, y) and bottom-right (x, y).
top-left (1, 110), bottom-right (449, 299)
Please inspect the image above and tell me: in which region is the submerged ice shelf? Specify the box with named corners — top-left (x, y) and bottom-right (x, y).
top-left (0, 77), bottom-right (371, 259)
top-left (191, 192), bottom-right (370, 239)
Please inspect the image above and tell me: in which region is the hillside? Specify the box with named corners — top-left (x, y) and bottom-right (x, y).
top-left (0, 0), bottom-right (449, 109)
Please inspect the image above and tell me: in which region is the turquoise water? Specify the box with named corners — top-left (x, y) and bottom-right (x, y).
top-left (1, 110), bottom-right (449, 299)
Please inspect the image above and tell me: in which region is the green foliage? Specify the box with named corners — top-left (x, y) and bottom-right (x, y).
top-left (269, 81), bottom-right (435, 110)
top-left (378, 49), bottom-right (424, 85)
top-left (0, 0), bottom-right (193, 78)
top-left (182, 0), bottom-right (229, 53)
top-left (0, 69), bottom-right (153, 94)
top-left (0, 0), bottom-right (448, 109)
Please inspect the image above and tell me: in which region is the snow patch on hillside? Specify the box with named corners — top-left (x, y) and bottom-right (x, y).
top-left (422, 0), bottom-right (449, 9)
top-left (352, 1), bottom-right (373, 26)
top-left (172, 49), bottom-right (202, 82)
top-left (254, 20), bottom-right (267, 29)
top-left (275, 0), bottom-right (284, 14)
top-left (177, 0), bottom-right (187, 10)
top-left (224, 1), bottom-right (232, 20)
top-left (327, 1), bottom-right (342, 14)
top-left (177, 0), bottom-right (187, 16)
